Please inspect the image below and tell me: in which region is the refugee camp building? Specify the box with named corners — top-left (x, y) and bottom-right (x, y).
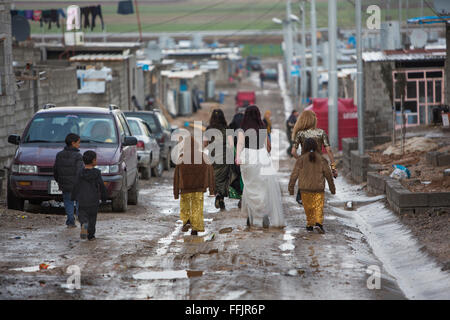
top-left (362, 47), bottom-right (446, 137)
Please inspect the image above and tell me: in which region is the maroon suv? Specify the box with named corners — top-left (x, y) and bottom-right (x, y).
top-left (7, 106), bottom-right (138, 212)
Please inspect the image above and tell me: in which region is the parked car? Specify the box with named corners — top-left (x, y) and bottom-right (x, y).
top-left (261, 68), bottom-right (278, 81)
top-left (7, 105), bottom-right (138, 212)
top-left (123, 110), bottom-right (177, 171)
top-left (126, 116), bottom-right (163, 179)
top-left (246, 56), bottom-right (262, 71)
top-left (235, 91), bottom-right (256, 112)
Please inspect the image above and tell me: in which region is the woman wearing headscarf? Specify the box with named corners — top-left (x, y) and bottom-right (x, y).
top-left (204, 109), bottom-right (232, 210)
top-left (174, 136), bottom-right (215, 236)
top-left (235, 105), bottom-right (285, 229)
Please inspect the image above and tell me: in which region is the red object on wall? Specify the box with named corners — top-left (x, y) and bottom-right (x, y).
top-left (305, 98), bottom-right (358, 150)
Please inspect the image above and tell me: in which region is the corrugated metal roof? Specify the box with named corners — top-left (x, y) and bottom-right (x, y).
top-left (69, 54), bottom-right (131, 62)
top-left (362, 49), bottom-right (446, 62)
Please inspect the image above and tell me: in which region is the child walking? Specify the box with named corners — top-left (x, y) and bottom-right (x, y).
top-left (288, 138), bottom-right (336, 234)
top-left (71, 151), bottom-right (107, 241)
top-left (173, 136), bottom-right (215, 236)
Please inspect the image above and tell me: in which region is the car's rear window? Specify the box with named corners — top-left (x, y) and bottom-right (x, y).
top-left (124, 113), bottom-right (160, 134)
top-left (128, 120), bottom-right (142, 136)
top-left (23, 113), bottom-right (118, 144)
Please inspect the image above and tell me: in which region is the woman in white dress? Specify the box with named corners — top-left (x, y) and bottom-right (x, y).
top-left (235, 105), bottom-right (285, 228)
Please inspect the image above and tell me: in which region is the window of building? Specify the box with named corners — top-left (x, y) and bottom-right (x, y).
top-left (393, 68), bottom-right (445, 128)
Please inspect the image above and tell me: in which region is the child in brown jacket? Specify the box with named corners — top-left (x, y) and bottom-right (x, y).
top-left (288, 138), bottom-right (336, 233)
top-left (173, 136), bottom-right (215, 235)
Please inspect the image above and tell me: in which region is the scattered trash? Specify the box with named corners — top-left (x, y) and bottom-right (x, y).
top-left (390, 164), bottom-right (411, 180)
top-left (39, 280), bottom-right (46, 287)
top-left (207, 249), bottom-right (218, 254)
top-left (132, 270), bottom-right (203, 280)
top-left (204, 233), bottom-right (215, 241)
top-left (11, 265), bottom-right (55, 272)
top-left (345, 201), bottom-right (354, 210)
top-left (219, 227), bottom-right (233, 234)
top-left (186, 270), bottom-right (203, 278)
top-left (14, 236), bottom-right (21, 239)
top-left (39, 263), bottom-right (50, 270)
top-left (421, 181), bottom-right (432, 185)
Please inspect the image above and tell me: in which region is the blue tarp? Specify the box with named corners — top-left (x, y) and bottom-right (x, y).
top-left (407, 15), bottom-right (450, 25)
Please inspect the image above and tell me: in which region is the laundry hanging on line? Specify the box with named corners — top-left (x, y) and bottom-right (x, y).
top-left (10, 5), bottom-right (104, 31)
top-left (80, 5), bottom-right (104, 31)
top-left (117, 0), bottom-right (134, 15)
top-left (11, 8), bottom-right (65, 29)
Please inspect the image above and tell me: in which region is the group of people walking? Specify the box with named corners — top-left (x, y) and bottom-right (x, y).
top-left (173, 105), bottom-right (337, 236)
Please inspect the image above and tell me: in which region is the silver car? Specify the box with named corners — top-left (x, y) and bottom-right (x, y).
top-left (126, 117), bottom-right (163, 179)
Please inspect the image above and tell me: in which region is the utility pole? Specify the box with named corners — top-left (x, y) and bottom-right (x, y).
top-left (421, 0), bottom-right (424, 17)
top-left (300, 0), bottom-right (307, 108)
top-left (356, 0), bottom-right (364, 155)
top-left (328, 0), bottom-right (338, 150)
top-left (310, 0), bottom-right (318, 98)
top-left (134, 0), bottom-right (143, 42)
top-left (286, 0), bottom-right (294, 90)
top-left (399, 0), bottom-right (402, 28)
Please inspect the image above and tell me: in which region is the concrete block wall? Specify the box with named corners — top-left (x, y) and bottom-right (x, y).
top-left (350, 150), bottom-right (370, 183)
top-left (363, 61), bottom-right (393, 138)
top-left (384, 176), bottom-right (450, 214)
top-left (0, 65), bottom-right (78, 169)
top-left (426, 151), bottom-right (450, 167)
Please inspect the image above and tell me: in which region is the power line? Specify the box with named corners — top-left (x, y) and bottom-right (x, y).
top-left (112, 0), bottom-right (229, 35)
top-left (215, 0), bottom-right (284, 42)
top-left (183, 0), bottom-right (262, 36)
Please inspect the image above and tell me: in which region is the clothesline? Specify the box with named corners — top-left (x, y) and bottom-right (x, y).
top-left (10, 5), bottom-right (105, 31)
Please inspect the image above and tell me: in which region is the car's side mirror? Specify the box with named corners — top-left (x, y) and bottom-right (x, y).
top-left (8, 134), bottom-right (20, 145)
top-left (123, 136), bottom-right (138, 146)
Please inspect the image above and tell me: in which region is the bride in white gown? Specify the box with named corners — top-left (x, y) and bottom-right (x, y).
top-left (235, 105), bottom-right (285, 228)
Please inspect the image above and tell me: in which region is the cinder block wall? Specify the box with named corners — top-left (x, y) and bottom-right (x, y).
top-left (363, 61), bottom-right (393, 138)
top-left (0, 66), bottom-right (78, 169)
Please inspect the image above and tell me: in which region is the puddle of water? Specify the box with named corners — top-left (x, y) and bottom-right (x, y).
top-left (133, 270), bottom-right (203, 280)
top-left (11, 265), bottom-right (56, 272)
top-left (223, 290), bottom-right (247, 300)
top-left (279, 227), bottom-right (297, 252)
top-left (279, 243), bottom-right (295, 251)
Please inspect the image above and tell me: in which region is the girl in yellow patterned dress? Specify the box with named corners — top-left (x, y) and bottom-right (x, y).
top-left (288, 138), bottom-right (336, 233)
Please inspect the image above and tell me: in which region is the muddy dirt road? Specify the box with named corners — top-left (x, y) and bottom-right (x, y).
top-left (1, 60), bottom-right (447, 300)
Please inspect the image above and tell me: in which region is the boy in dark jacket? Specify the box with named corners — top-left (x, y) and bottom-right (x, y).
top-left (71, 151), bottom-right (107, 241)
top-left (54, 133), bottom-right (84, 227)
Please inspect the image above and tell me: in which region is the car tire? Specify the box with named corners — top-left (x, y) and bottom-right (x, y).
top-left (141, 165), bottom-right (151, 180)
top-left (152, 159), bottom-right (164, 177)
top-left (127, 173), bottom-right (139, 205)
top-left (111, 177), bottom-right (128, 212)
top-left (7, 181), bottom-right (25, 211)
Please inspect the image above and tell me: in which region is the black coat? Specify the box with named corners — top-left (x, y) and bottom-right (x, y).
top-left (71, 168), bottom-right (107, 207)
top-left (53, 146), bottom-right (84, 193)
